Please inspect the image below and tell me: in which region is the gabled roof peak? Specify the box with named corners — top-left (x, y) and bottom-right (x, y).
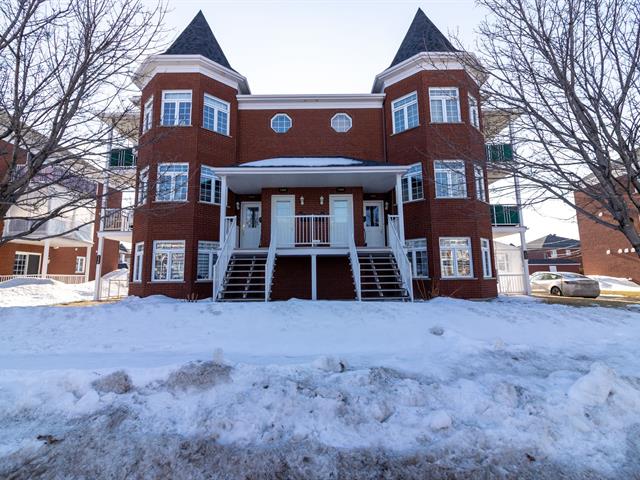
top-left (163, 11), bottom-right (235, 72)
top-left (390, 8), bottom-right (458, 68)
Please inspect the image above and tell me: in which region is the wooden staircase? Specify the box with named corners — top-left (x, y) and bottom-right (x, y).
top-left (358, 251), bottom-right (409, 301)
top-left (217, 253), bottom-right (270, 301)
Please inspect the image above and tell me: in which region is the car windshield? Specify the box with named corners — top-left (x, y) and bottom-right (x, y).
top-left (560, 273), bottom-right (587, 279)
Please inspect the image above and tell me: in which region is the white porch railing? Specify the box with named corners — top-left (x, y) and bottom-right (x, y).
top-left (102, 208), bottom-right (133, 232)
top-left (274, 215), bottom-right (350, 247)
top-left (497, 273), bottom-right (527, 294)
top-left (265, 231), bottom-right (277, 301)
top-left (213, 216), bottom-right (237, 301)
top-left (348, 234), bottom-right (362, 301)
top-left (387, 214), bottom-right (414, 301)
top-left (0, 274), bottom-right (86, 284)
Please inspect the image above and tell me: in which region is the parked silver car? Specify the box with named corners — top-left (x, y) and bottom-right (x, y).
top-left (530, 272), bottom-right (601, 298)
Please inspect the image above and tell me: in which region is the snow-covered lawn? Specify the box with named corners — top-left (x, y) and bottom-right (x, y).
top-left (0, 277), bottom-right (94, 307)
top-left (1, 295), bottom-right (640, 478)
top-left (590, 275), bottom-right (640, 295)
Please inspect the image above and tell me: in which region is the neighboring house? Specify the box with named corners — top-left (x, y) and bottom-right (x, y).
top-left (0, 138), bottom-right (122, 283)
top-left (119, 9), bottom-right (521, 302)
top-left (575, 191), bottom-right (640, 283)
top-left (526, 234), bottom-right (582, 274)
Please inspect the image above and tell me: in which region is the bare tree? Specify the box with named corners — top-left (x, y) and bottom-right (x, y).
top-left (475, 0), bottom-right (640, 253)
top-left (0, 0), bottom-right (166, 246)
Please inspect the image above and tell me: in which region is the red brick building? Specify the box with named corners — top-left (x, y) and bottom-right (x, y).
top-left (525, 234), bottom-right (582, 274)
top-left (575, 191), bottom-right (640, 283)
top-left (127, 9), bottom-right (500, 301)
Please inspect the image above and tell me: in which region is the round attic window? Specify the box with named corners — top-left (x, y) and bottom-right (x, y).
top-left (271, 114), bottom-right (292, 133)
top-left (331, 113), bottom-right (352, 132)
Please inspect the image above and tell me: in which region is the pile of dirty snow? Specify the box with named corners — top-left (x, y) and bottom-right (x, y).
top-left (590, 275), bottom-right (640, 294)
top-left (1, 297), bottom-right (640, 478)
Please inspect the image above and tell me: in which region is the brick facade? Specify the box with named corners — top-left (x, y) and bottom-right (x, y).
top-left (128, 12), bottom-right (498, 301)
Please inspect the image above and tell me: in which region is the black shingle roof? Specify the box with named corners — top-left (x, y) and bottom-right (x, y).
top-left (163, 11), bottom-right (235, 71)
top-left (390, 8), bottom-right (458, 68)
top-left (527, 234), bottom-right (581, 250)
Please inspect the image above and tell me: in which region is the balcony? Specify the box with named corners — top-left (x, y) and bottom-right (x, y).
top-left (490, 204), bottom-right (521, 226)
top-left (273, 215), bottom-right (350, 247)
top-left (109, 148), bottom-right (136, 169)
top-left (102, 208), bottom-right (133, 231)
top-left (2, 217), bottom-right (93, 244)
top-left (486, 143), bottom-right (514, 163)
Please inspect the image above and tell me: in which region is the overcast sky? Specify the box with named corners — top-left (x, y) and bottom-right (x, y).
top-left (146, 0), bottom-right (580, 243)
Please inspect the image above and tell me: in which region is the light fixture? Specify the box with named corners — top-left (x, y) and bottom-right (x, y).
top-left (319, 196), bottom-right (324, 205)
top-left (384, 201), bottom-right (389, 211)
top-left (300, 196), bottom-right (305, 206)
top-left (235, 201), bottom-right (240, 210)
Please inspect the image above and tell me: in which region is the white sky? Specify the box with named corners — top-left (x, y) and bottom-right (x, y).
top-left (146, 0), bottom-right (580, 244)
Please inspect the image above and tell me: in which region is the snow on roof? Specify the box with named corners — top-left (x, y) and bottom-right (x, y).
top-left (239, 157), bottom-right (367, 168)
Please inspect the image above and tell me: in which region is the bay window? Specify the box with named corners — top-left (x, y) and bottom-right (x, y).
top-left (392, 92), bottom-right (419, 133)
top-left (481, 238), bottom-right (492, 278)
top-left (440, 237), bottom-right (473, 278)
top-left (152, 241), bottom-right (185, 282)
top-left (161, 91), bottom-right (192, 126)
top-left (435, 160), bottom-right (467, 198)
top-left (401, 163), bottom-right (424, 202)
top-left (474, 165), bottom-right (487, 201)
top-left (203, 94), bottom-right (229, 135)
top-left (429, 87), bottom-right (460, 123)
top-left (133, 242), bottom-right (144, 282)
top-left (407, 238), bottom-right (428, 278)
top-left (197, 241), bottom-right (219, 281)
top-left (199, 166), bottom-right (221, 204)
top-left (156, 163), bottom-right (188, 202)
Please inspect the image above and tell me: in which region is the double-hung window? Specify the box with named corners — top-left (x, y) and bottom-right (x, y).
top-left (401, 163), bottom-right (424, 202)
top-left (199, 166), bottom-right (221, 204)
top-left (392, 92), bottom-right (419, 133)
top-left (161, 91), bottom-right (192, 126)
top-left (407, 238), bottom-right (428, 278)
top-left (468, 95), bottom-right (479, 128)
top-left (152, 241), bottom-right (185, 282)
top-left (197, 241), bottom-right (219, 281)
top-left (440, 237), bottom-right (473, 278)
top-left (429, 88), bottom-right (460, 123)
top-left (75, 256), bottom-right (86, 274)
top-left (143, 97), bottom-right (153, 133)
top-left (138, 167), bottom-right (149, 205)
top-left (133, 242), bottom-right (144, 282)
top-left (474, 165), bottom-right (487, 201)
top-left (481, 238), bottom-right (492, 278)
top-left (203, 94), bottom-right (229, 135)
top-left (435, 160), bottom-right (467, 198)
top-left (156, 163), bottom-right (188, 202)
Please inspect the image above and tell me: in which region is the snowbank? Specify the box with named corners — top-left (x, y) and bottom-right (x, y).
top-left (1, 297), bottom-right (640, 477)
top-left (0, 278), bottom-right (94, 307)
top-left (590, 275), bottom-right (640, 293)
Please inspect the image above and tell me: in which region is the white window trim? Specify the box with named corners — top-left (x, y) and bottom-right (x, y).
top-left (151, 240), bottom-right (185, 282)
top-left (155, 163), bottom-right (189, 203)
top-left (468, 95), bottom-right (479, 129)
top-left (330, 113), bottom-right (353, 133)
top-left (143, 96), bottom-right (153, 133)
top-left (133, 242), bottom-right (144, 283)
top-left (434, 160), bottom-right (468, 199)
top-left (161, 90), bottom-right (192, 127)
top-left (401, 163), bottom-right (424, 203)
top-left (199, 165), bottom-right (221, 205)
top-left (474, 164), bottom-right (487, 202)
top-left (391, 91), bottom-right (419, 134)
top-left (429, 87), bottom-right (461, 123)
top-left (138, 166), bottom-right (149, 205)
top-left (75, 256), bottom-right (86, 274)
top-left (270, 113), bottom-right (292, 133)
top-left (481, 238), bottom-right (492, 278)
top-left (439, 237), bottom-right (474, 279)
top-left (407, 238), bottom-right (429, 279)
top-left (13, 251), bottom-right (41, 275)
top-left (202, 93), bottom-right (230, 135)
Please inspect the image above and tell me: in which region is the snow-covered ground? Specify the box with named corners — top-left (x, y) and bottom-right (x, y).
top-left (590, 275), bottom-right (640, 294)
top-left (1, 295), bottom-right (640, 478)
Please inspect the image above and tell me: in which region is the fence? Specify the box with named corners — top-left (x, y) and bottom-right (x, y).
top-left (497, 273), bottom-right (527, 294)
top-left (0, 274), bottom-right (86, 285)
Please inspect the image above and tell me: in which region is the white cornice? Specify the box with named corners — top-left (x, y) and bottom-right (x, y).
top-left (133, 54), bottom-right (251, 94)
top-left (236, 94), bottom-right (386, 110)
top-left (214, 165), bottom-right (408, 175)
top-left (372, 52), bottom-right (487, 93)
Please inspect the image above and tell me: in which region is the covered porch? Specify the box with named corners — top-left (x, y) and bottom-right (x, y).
top-left (213, 158), bottom-right (413, 302)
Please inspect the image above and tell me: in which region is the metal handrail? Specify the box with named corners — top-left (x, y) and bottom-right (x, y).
top-left (274, 214), bottom-right (349, 247)
top-left (265, 230), bottom-right (277, 301)
top-left (387, 214), bottom-right (414, 301)
top-left (212, 216), bottom-right (236, 301)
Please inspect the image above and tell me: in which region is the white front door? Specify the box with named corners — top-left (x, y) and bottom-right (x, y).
top-left (329, 195), bottom-right (353, 246)
top-left (240, 202), bottom-right (261, 248)
top-left (363, 200), bottom-right (385, 247)
top-left (272, 195), bottom-right (295, 246)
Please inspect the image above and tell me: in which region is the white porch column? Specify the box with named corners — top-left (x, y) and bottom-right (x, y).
top-left (513, 173), bottom-right (531, 295)
top-left (311, 254), bottom-right (317, 300)
top-left (394, 173), bottom-right (406, 244)
top-left (42, 239), bottom-right (50, 276)
top-left (84, 246), bottom-right (91, 282)
top-left (93, 236), bottom-right (105, 300)
top-left (218, 175), bottom-right (228, 242)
